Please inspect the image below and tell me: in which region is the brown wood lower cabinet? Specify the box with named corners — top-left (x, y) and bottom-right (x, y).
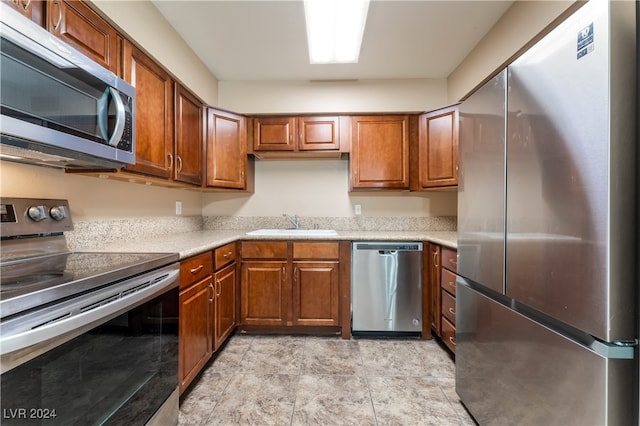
top-left (429, 244), bottom-right (458, 354)
top-left (240, 241), bottom-right (341, 330)
top-left (179, 252), bottom-right (214, 394)
top-left (241, 261), bottom-right (288, 326)
top-left (179, 245), bottom-right (238, 394)
top-left (213, 243), bottom-right (238, 350)
top-left (293, 261), bottom-right (339, 326)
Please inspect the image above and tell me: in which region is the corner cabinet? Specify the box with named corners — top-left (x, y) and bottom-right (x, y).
top-left (350, 115), bottom-right (415, 190)
top-left (413, 105), bottom-right (459, 190)
top-left (205, 108), bottom-right (252, 191)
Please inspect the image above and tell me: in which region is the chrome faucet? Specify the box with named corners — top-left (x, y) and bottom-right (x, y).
top-left (283, 213), bottom-right (301, 229)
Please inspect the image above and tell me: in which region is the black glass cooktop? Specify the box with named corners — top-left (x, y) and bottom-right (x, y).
top-left (0, 251), bottom-right (179, 319)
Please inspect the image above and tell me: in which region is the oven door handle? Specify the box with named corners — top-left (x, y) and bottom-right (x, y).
top-left (0, 267), bottom-right (179, 368)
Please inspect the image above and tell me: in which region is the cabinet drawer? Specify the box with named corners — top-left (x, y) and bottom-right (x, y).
top-left (241, 241), bottom-right (288, 259)
top-left (441, 247), bottom-right (458, 273)
top-left (441, 289), bottom-right (456, 325)
top-left (441, 317), bottom-right (456, 354)
top-left (215, 242), bottom-right (237, 269)
top-left (293, 242), bottom-right (339, 260)
top-left (440, 268), bottom-right (457, 296)
top-left (180, 252), bottom-right (213, 289)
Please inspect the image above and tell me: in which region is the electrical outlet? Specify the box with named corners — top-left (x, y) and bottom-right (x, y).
top-left (354, 204), bottom-right (362, 215)
top-left (175, 201), bottom-right (182, 216)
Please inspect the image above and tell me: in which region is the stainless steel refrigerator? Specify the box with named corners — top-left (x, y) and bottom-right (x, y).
top-left (456, 1), bottom-right (638, 424)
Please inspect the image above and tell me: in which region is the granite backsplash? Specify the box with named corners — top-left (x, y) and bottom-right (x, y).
top-left (66, 215), bottom-right (456, 251)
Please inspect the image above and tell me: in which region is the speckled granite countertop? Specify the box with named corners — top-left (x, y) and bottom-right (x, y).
top-left (86, 229), bottom-right (458, 259)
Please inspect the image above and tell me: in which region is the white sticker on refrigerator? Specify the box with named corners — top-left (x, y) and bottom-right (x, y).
top-left (577, 22), bottom-right (594, 59)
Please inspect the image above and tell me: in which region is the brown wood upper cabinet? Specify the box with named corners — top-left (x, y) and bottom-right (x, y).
top-left (205, 108), bottom-right (250, 190)
top-left (252, 116), bottom-right (344, 155)
top-left (46, 0), bottom-right (119, 74)
top-left (174, 84), bottom-right (204, 186)
top-left (3, 0), bottom-right (45, 26)
top-left (350, 115), bottom-right (413, 190)
top-left (122, 41), bottom-right (174, 180)
top-left (413, 105), bottom-right (459, 190)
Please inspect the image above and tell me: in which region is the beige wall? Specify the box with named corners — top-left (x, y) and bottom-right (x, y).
top-left (91, 0), bottom-right (219, 106)
top-left (218, 79), bottom-right (447, 114)
top-left (202, 160), bottom-right (457, 218)
top-left (0, 162), bottom-right (202, 220)
top-left (447, 0), bottom-right (579, 102)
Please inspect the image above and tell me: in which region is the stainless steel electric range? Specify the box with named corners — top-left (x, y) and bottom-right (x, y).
top-left (0, 197), bottom-right (180, 425)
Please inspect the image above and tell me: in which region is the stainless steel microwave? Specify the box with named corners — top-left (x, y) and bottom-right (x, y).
top-left (0, 3), bottom-right (135, 169)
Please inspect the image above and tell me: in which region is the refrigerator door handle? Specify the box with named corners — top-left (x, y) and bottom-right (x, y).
top-left (589, 339), bottom-right (636, 359)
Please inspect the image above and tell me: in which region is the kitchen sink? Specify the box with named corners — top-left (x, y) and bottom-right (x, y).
top-left (246, 229), bottom-right (338, 236)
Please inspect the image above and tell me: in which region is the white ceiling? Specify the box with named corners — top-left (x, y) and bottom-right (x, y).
top-left (151, 0), bottom-right (514, 82)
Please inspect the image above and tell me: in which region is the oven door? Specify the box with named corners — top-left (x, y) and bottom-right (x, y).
top-left (0, 263), bottom-right (179, 425)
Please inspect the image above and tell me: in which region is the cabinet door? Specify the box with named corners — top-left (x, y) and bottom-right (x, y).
top-left (240, 261), bottom-right (287, 325)
top-left (351, 115), bottom-right (410, 189)
top-left (3, 0), bottom-right (44, 25)
top-left (46, 0), bottom-right (119, 74)
top-left (418, 105), bottom-right (459, 189)
top-left (428, 243), bottom-right (442, 336)
top-left (214, 262), bottom-right (237, 350)
top-left (179, 276), bottom-right (213, 393)
top-left (206, 109), bottom-right (247, 189)
top-left (174, 84), bottom-right (203, 185)
top-left (298, 116), bottom-right (339, 151)
top-left (122, 41), bottom-right (174, 179)
top-left (253, 117), bottom-right (296, 151)
top-left (292, 261), bottom-right (339, 326)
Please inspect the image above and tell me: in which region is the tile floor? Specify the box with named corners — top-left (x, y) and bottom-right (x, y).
top-left (179, 334), bottom-right (476, 425)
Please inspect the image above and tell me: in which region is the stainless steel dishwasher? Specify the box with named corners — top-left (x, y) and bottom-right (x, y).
top-left (351, 242), bottom-right (423, 335)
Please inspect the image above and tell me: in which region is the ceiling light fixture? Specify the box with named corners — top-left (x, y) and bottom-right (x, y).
top-left (304, 0), bottom-right (370, 64)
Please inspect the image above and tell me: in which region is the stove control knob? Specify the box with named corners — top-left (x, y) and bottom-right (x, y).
top-left (49, 206), bottom-right (66, 221)
top-left (27, 206), bottom-right (47, 222)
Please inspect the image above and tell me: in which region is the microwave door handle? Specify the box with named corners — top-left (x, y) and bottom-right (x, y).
top-left (98, 87), bottom-right (126, 147)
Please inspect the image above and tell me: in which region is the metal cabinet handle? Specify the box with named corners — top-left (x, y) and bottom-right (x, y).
top-left (208, 282), bottom-right (214, 302)
top-left (190, 264), bottom-right (204, 274)
top-left (215, 279), bottom-right (222, 297)
top-left (167, 153), bottom-right (174, 169)
top-left (176, 156), bottom-right (183, 173)
top-left (223, 251), bottom-right (233, 259)
top-left (449, 336), bottom-right (456, 346)
top-left (449, 307), bottom-right (456, 315)
top-left (52, 0), bottom-right (62, 30)
top-left (433, 252), bottom-right (439, 268)
top-left (22, 0), bottom-right (32, 11)
top-left (449, 258), bottom-right (457, 265)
